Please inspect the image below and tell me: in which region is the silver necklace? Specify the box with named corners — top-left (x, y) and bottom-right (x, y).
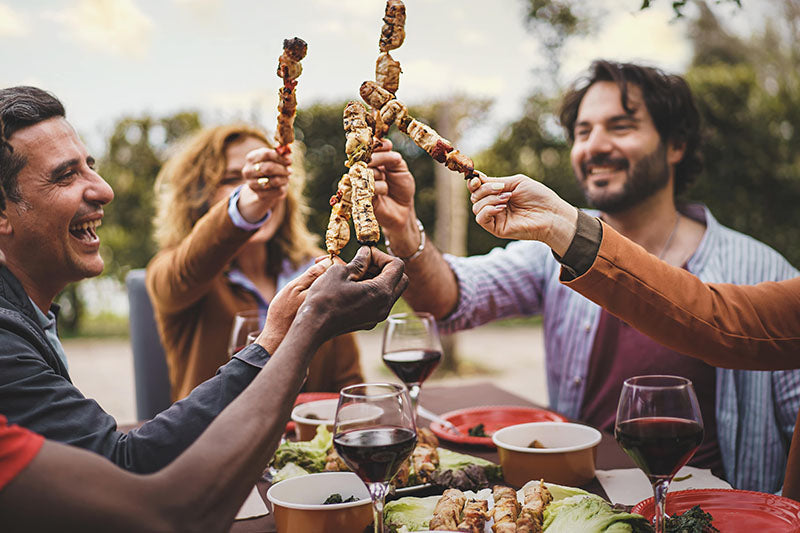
top-left (658, 214), bottom-right (681, 260)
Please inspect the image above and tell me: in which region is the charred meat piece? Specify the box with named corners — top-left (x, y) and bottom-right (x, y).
top-left (348, 162), bottom-right (380, 245)
top-left (325, 174), bottom-right (353, 256)
top-left (343, 101), bottom-right (375, 167)
top-left (379, 0), bottom-right (406, 52)
top-left (376, 52), bottom-right (402, 94)
top-left (360, 80), bottom-right (395, 110)
top-left (515, 482), bottom-right (553, 533)
top-left (457, 498), bottom-right (489, 533)
top-left (417, 427), bottom-right (440, 448)
top-left (492, 485), bottom-right (520, 533)
top-left (411, 444), bottom-right (439, 484)
top-left (430, 488), bottom-right (466, 531)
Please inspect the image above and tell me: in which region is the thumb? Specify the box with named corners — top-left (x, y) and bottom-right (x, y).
top-left (294, 259), bottom-right (332, 290)
top-left (346, 246), bottom-right (372, 281)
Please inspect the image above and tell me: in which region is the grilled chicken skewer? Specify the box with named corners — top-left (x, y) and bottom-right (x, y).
top-left (429, 488), bottom-right (467, 531)
top-left (515, 481), bottom-right (553, 533)
top-left (457, 498), bottom-right (490, 533)
top-left (325, 102), bottom-right (381, 256)
top-left (360, 80), bottom-right (478, 179)
top-left (492, 485), bottom-right (521, 533)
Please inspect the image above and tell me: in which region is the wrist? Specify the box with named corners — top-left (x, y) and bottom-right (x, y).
top-left (545, 202), bottom-right (579, 257)
top-left (385, 216), bottom-right (424, 260)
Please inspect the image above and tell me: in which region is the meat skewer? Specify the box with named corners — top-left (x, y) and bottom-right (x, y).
top-left (262, 37), bottom-right (307, 187)
top-left (325, 101), bottom-right (381, 256)
top-left (360, 80), bottom-right (478, 179)
top-left (515, 481), bottom-right (553, 533)
top-left (372, 0), bottom-right (406, 141)
top-left (429, 488), bottom-right (467, 531)
top-left (492, 485), bottom-right (521, 533)
top-left (457, 498), bottom-right (490, 533)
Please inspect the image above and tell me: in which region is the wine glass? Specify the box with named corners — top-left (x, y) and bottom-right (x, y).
top-left (228, 310), bottom-right (264, 357)
top-left (615, 375), bottom-right (704, 533)
top-left (334, 383), bottom-right (417, 533)
top-left (381, 312), bottom-right (443, 420)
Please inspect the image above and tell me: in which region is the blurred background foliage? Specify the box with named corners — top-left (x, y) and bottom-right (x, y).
top-left (60, 0), bottom-right (800, 334)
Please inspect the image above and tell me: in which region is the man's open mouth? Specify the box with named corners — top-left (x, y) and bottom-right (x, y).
top-left (69, 219), bottom-right (101, 242)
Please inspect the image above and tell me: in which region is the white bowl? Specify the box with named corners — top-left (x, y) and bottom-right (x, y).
top-left (492, 422), bottom-right (602, 487)
top-left (291, 399), bottom-right (338, 441)
top-left (266, 472), bottom-right (372, 533)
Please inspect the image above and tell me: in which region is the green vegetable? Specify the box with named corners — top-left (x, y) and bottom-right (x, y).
top-left (437, 448), bottom-right (502, 480)
top-left (323, 493), bottom-right (358, 504)
top-left (468, 423), bottom-right (488, 437)
top-left (271, 425), bottom-right (332, 471)
top-left (543, 494), bottom-right (653, 533)
top-left (272, 463), bottom-right (311, 483)
top-left (665, 505), bottom-right (719, 533)
top-left (383, 495), bottom-right (440, 533)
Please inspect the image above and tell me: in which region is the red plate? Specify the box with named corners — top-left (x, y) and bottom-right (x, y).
top-left (428, 405), bottom-right (568, 447)
top-left (285, 392), bottom-right (339, 434)
top-left (632, 489), bottom-right (800, 531)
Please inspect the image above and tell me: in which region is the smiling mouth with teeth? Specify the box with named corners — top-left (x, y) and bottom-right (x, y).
top-left (69, 219), bottom-right (102, 242)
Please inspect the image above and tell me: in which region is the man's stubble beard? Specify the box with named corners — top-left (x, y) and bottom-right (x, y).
top-left (579, 143), bottom-right (671, 214)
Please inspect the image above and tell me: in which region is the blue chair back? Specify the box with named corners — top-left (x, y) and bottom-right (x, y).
top-left (125, 268), bottom-right (172, 421)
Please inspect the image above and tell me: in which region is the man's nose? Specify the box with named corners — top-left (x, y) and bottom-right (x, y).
top-left (584, 128), bottom-right (612, 156)
top-left (86, 170), bottom-right (115, 205)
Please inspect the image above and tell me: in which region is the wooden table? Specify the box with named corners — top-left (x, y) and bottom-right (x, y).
top-left (230, 381), bottom-right (635, 532)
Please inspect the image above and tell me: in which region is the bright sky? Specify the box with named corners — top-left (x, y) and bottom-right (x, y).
top-left (0, 0), bottom-right (703, 154)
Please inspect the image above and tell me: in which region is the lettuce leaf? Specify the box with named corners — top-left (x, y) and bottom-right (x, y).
top-left (271, 425), bottom-right (332, 471)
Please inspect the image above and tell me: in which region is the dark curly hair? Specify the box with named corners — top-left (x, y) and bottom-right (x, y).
top-left (0, 86), bottom-right (66, 210)
top-left (559, 60), bottom-right (703, 196)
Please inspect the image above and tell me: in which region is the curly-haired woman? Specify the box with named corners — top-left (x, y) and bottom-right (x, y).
top-left (146, 124), bottom-right (363, 400)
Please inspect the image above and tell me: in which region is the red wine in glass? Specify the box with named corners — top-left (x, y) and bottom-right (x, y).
top-left (382, 349), bottom-right (442, 385)
top-left (382, 313), bottom-right (443, 420)
top-left (335, 383), bottom-right (416, 533)
top-left (615, 375), bottom-right (703, 533)
top-left (616, 417), bottom-right (703, 481)
top-left (333, 426), bottom-right (417, 483)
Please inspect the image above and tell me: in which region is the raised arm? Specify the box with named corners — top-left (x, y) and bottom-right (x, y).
top-left (470, 173), bottom-right (800, 369)
top-left (146, 148), bottom-right (290, 314)
top-left (0, 247), bottom-right (407, 532)
top-left (370, 139), bottom-right (459, 319)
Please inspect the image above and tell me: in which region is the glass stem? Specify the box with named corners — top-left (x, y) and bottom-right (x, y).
top-left (408, 383), bottom-right (421, 422)
top-left (368, 482), bottom-right (388, 533)
top-left (652, 479), bottom-right (671, 533)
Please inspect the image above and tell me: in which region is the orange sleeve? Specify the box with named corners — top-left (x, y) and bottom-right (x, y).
top-left (563, 222), bottom-right (800, 370)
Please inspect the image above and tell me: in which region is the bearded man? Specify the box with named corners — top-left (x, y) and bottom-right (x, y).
top-left (367, 60), bottom-right (800, 493)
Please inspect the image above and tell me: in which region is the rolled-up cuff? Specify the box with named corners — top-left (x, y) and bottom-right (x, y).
top-left (553, 210), bottom-right (602, 281)
top-left (228, 185), bottom-right (271, 231)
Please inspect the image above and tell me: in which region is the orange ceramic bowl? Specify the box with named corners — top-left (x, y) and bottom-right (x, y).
top-left (492, 422), bottom-right (601, 487)
top-left (266, 472), bottom-right (372, 533)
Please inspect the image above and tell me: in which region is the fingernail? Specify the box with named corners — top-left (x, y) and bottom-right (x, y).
top-left (469, 177), bottom-right (481, 189)
top-left (491, 182), bottom-right (504, 191)
top-left (495, 204), bottom-right (506, 211)
top-left (498, 192), bottom-right (512, 200)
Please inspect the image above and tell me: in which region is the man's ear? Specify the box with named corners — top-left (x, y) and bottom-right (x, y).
top-left (667, 140), bottom-right (686, 166)
top-left (0, 211), bottom-right (13, 236)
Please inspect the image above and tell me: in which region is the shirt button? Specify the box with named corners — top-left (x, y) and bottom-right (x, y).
top-left (573, 376), bottom-right (582, 386)
top-left (584, 323), bottom-right (591, 332)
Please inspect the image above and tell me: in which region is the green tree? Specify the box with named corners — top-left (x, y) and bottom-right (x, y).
top-left (685, 1), bottom-right (800, 267)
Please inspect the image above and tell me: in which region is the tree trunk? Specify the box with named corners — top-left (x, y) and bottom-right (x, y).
top-left (433, 102), bottom-right (468, 374)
